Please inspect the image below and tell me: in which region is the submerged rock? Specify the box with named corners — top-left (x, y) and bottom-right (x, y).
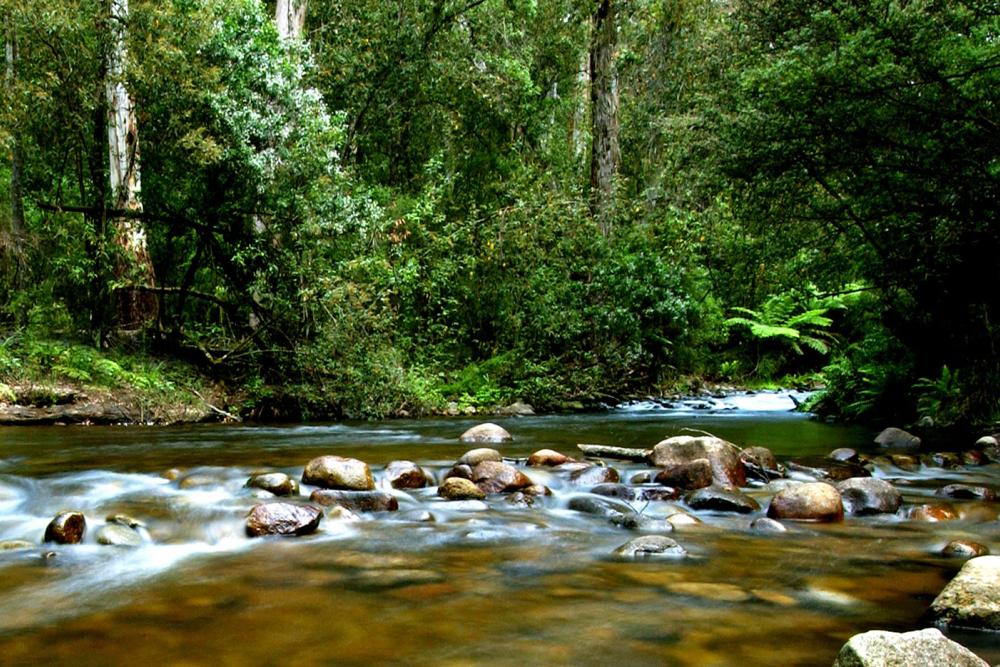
top-left (569, 465), bottom-right (621, 486)
top-left (874, 427), bottom-right (921, 451)
top-left (750, 517), bottom-right (787, 534)
top-left (925, 452), bottom-right (962, 469)
top-left (0, 540), bottom-right (35, 551)
top-left (384, 461), bottom-right (429, 490)
top-left (43, 511), bottom-right (86, 545)
top-left (649, 435), bottom-right (746, 488)
top-left (614, 535), bottom-right (687, 559)
top-left (908, 504), bottom-right (959, 522)
top-left (932, 555), bottom-right (1000, 630)
top-left (685, 485), bottom-right (760, 514)
top-left (302, 456), bottom-right (374, 491)
top-left (833, 628), bottom-right (987, 667)
top-left (786, 456), bottom-right (869, 482)
top-left (639, 487), bottom-right (681, 502)
top-left (245, 503), bottom-right (323, 537)
top-left (310, 489), bottom-right (399, 513)
top-left (936, 484), bottom-right (996, 501)
top-left (590, 483), bottom-right (636, 500)
top-left (767, 482), bottom-right (843, 522)
top-left (654, 459), bottom-right (713, 490)
top-left (459, 423), bottom-right (512, 444)
top-left (96, 523), bottom-right (143, 547)
top-left (437, 477), bottom-right (486, 501)
top-left (246, 472), bottom-right (299, 497)
top-left (836, 478), bottom-right (902, 515)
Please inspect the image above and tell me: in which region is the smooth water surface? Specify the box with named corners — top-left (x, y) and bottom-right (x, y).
top-left (0, 393), bottom-right (997, 666)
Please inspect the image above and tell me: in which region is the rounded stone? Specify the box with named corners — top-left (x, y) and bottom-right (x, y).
top-left (384, 460), bottom-right (429, 489)
top-left (302, 456), bottom-right (374, 491)
top-left (527, 449), bottom-right (572, 467)
top-left (246, 472), bottom-right (299, 496)
top-left (767, 482), bottom-right (844, 522)
top-left (613, 535), bottom-right (687, 559)
top-left (685, 485), bottom-right (761, 514)
top-left (459, 423), bottom-right (512, 444)
top-left (829, 447), bottom-right (859, 462)
top-left (874, 427), bottom-right (921, 451)
top-left (943, 540), bottom-right (989, 558)
top-left (590, 483), bottom-right (636, 500)
top-left (750, 517), bottom-right (788, 534)
top-left (458, 448), bottom-right (502, 466)
top-left (245, 503), bottom-right (323, 537)
top-left (639, 487), bottom-right (681, 502)
top-left (936, 484), bottom-right (996, 501)
top-left (569, 465), bottom-right (621, 486)
top-left (437, 477), bottom-right (486, 501)
top-left (833, 628), bottom-right (988, 667)
top-left (443, 463), bottom-right (473, 481)
top-left (43, 511), bottom-right (86, 545)
top-left (836, 478), bottom-right (902, 515)
top-left (741, 446), bottom-right (781, 481)
top-left (649, 435), bottom-right (746, 488)
top-left (96, 523), bottom-right (143, 547)
top-left (908, 504), bottom-right (959, 522)
top-left (472, 460), bottom-right (533, 494)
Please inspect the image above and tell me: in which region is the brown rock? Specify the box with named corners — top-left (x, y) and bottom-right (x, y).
top-left (527, 449), bottom-right (572, 467)
top-left (302, 456), bottom-right (374, 490)
top-left (43, 511), bottom-right (86, 545)
top-left (648, 435), bottom-right (746, 488)
top-left (908, 504), bottom-right (959, 522)
top-left (459, 423), bottom-right (512, 443)
top-left (740, 446), bottom-right (781, 481)
top-left (437, 477), bottom-right (487, 501)
top-left (443, 463), bottom-right (473, 481)
top-left (943, 540), bottom-right (990, 558)
top-left (245, 503), bottom-right (323, 537)
top-left (569, 465), bottom-right (621, 486)
top-left (310, 489), bottom-right (399, 512)
top-left (472, 460), bottom-right (533, 494)
top-left (836, 478), bottom-right (902, 515)
top-left (654, 458), bottom-right (713, 490)
top-left (937, 484), bottom-right (996, 501)
top-left (458, 448), bottom-right (502, 466)
top-left (384, 461), bottom-right (428, 489)
top-left (767, 482), bottom-right (844, 522)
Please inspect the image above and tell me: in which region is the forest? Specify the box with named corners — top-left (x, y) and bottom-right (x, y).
top-left (0, 0), bottom-right (997, 424)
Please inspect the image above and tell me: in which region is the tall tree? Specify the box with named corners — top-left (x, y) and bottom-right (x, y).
top-left (589, 0), bottom-right (619, 235)
top-left (3, 10), bottom-right (26, 284)
top-left (106, 0), bottom-right (156, 327)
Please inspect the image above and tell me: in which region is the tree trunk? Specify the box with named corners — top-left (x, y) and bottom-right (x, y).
top-left (275, 0), bottom-right (307, 40)
top-left (589, 0), bottom-right (619, 236)
top-left (106, 0), bottom-right (156, 328)
top-left (3, 13), bottom-right (26, 286)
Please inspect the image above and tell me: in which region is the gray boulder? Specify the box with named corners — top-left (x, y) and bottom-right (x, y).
top-left (685, 485), bottom-right (760, 514)
top-left (874, 427), bottom-right (921, 451)
top-left (654, 459), bottom-right (713, 490)
top-left (310, 489), bottom-right (399, 512)
top-left (931, 555), bottom-right (1000, 630)
top-left (614, 535), bottom-right (687, 559)
top-left (836, 478), bottom-right (902, 515)
top-left (833, 628), bottom-right (986, 666)
top-left (459, 423), bottom-right (512, 443)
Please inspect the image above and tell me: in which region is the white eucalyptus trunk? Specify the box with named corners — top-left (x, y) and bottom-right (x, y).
top-left (275, 0), bottom-right (307, 40)
top-left (106, 0), bottom-right (156, 326)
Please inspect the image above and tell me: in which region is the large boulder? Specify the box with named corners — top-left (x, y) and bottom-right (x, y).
top-left (245, 503), bottom-right (323, 537)
top-left (685, 485), bottom-right (760, 514)
top-left (836, 478), bottom-right (902, 515)
top-left (874, 427), bottom-right (921, 451)
top-left (310, 489), bottom-right (399, 513)
top-left (302, 456), bottom-right (374, 491)
top-left (833, 628), bottom-right (987, 666)
top-left (654, 459), bottom-right (713, 490)
top-left (458, 448), bottom-right (502, 466)
top-left (459, 423), bottom-right (512, 444)
top-left (767, 482), bottom-right (843, 522)
top-left (649, 436), bottom-right (746, 488)
top-left (931, 555), bottom-right (1000, 630)
top-left (472, 460), bottom-right (533, 494)
top-left (384, 460), bottom-right (429, 489)
top-left (246, 472), bottom-right (299, 497)
top-left (43, 511), bottom-right (86, 545)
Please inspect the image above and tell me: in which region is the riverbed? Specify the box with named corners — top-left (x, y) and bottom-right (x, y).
top-left (0, 393), bottom-right (997, 665)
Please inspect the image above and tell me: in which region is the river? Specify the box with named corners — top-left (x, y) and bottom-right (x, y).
top-left (0, 392), bottom-right (997, 665)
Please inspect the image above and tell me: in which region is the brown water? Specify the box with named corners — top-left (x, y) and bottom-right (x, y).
top-left (0, 394), bottom-right (998, 666)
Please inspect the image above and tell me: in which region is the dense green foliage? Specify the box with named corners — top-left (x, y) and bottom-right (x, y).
top-left (0, 0), bottom-right (997, 423)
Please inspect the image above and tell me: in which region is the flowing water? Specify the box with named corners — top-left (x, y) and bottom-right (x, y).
top-left (0, 393), bottom-right (998, 666)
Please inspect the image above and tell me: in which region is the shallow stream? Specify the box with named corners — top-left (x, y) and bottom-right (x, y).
top-left (0, 393), bottom-right (998, 666)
